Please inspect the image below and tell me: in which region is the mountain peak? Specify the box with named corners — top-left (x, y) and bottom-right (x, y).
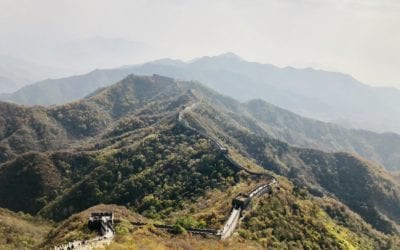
top-left (191, 52), bottom-right (244, 64)
top-left (215, 52), bottom-right (243, 60)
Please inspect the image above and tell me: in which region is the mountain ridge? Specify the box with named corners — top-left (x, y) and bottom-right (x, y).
top-left (2, 55), bottom-right (400, 164)
top-left (1, 75), bottom-right (399, 238)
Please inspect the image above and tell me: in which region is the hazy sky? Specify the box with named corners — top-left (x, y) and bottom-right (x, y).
top-left (0, 0), bottom-right (399, 87)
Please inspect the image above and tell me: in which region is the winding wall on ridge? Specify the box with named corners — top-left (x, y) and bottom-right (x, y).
top-left (178, 103), bottom-right (277, 239)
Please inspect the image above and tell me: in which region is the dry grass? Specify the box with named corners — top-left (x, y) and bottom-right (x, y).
top-left (106, 226), bottom-right (263, 250)
top-left (0, 208), bottom-right (53, 250)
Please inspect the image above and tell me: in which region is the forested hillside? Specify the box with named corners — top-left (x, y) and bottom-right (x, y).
top-left (0, 75), bottom-right (399, 249)
top-left (244, 99), bottom-right (400, 171)
top-left (4, 58), bottom-right (400, 173)
top-left (179, 97), bottom-right (400, 235)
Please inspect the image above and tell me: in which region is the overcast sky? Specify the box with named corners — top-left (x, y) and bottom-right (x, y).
top-left (0, 0), bottom-right (399, 87)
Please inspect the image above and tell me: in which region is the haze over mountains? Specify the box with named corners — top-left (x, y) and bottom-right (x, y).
top-left (0, 75), bottom-right (399, 248)
top-left (3, 53), bottom-right (400, 135)
top-left (0, 37), bottom-right (159, 95)
top-left (0, 55), bottom-right (63, 94)
top-left (3, 54), bottom-right (400, 173)
top-left (0, 37), bottom-right (158, 80)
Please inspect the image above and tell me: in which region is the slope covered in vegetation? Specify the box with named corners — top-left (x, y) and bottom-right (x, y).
top-left (0, 208), bottom-right (53, 250)
top-left (4, 56), bottom-right (400, 173)
top-left (182, 98), bottom-right (400, 234)
top-left (42, 178), bottom-right (399, 249)
top-left (39, 121), bottom-right (239, 221)
top-left (0, 74), bottom-right (399, 249)
top-left (245, 99), bottom-right (400, 172)
top-left (239, 178), bottom-right (398, 249)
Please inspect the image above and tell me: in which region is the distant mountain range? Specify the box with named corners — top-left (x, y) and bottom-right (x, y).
top-left (2, 53), bottom-right (400, 134)
top-left (0, 75), bottom-right (399, 246)
top-left (2, 55), bottom-right (400, 172)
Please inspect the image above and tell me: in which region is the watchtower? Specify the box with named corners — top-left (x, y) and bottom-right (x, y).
top-left (232, 193), bottom-right (250, 209)
top-left (88, 212), bottom-right (114, 235)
